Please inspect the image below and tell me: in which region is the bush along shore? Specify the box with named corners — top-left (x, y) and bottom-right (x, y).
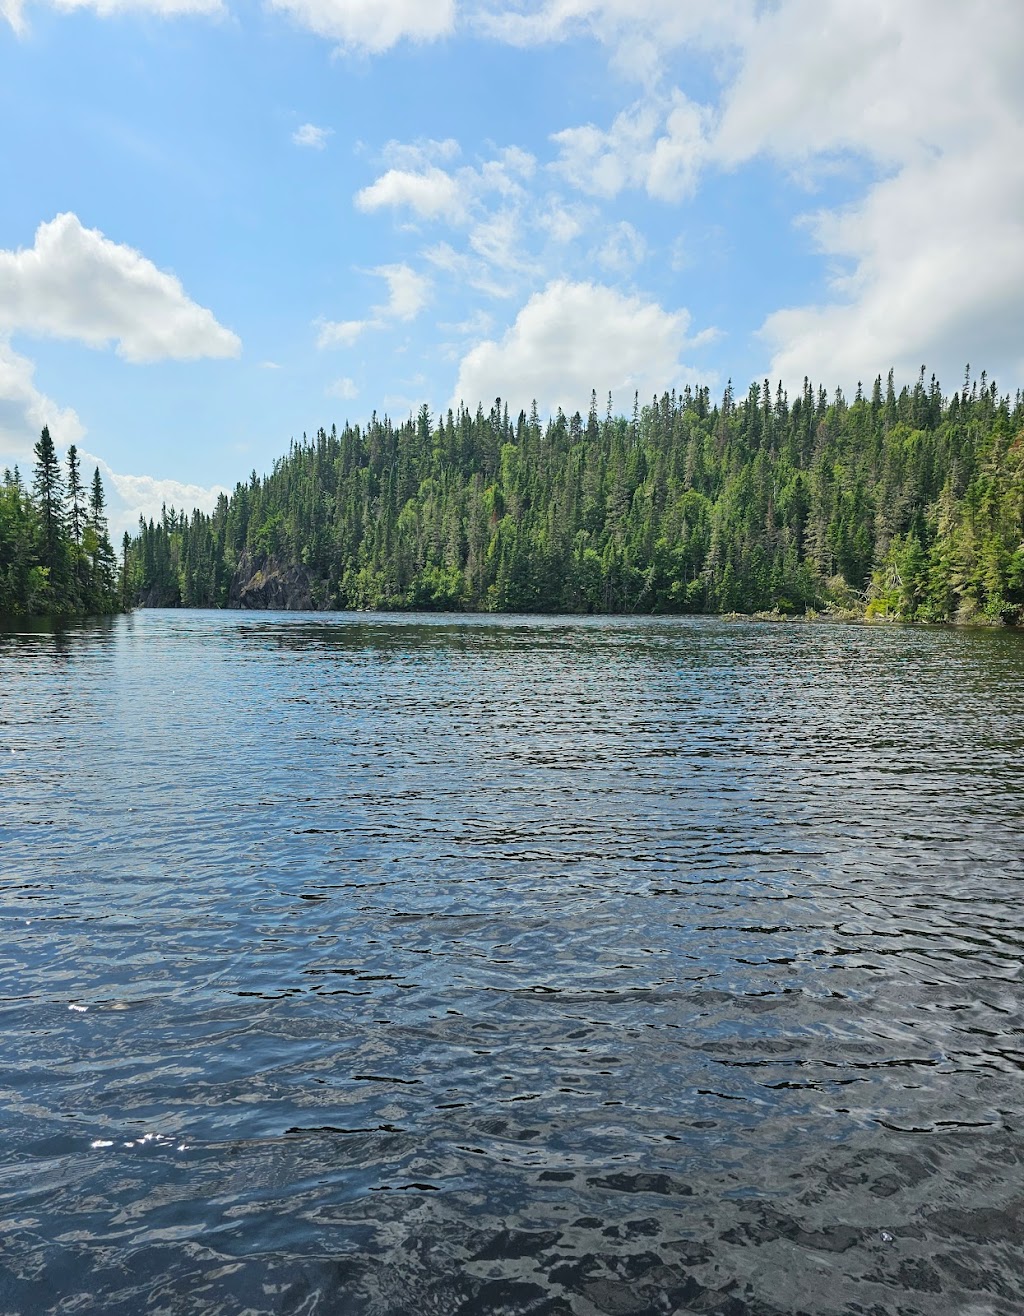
top-left (117, 367), bottom-right (1023, 623)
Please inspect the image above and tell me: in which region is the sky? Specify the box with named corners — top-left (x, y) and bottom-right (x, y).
top-left (2, 0), bottom-right (1023, 536)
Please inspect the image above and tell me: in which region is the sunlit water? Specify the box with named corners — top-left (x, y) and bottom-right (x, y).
top-left (1, 610), bottom-right (1022, 1316)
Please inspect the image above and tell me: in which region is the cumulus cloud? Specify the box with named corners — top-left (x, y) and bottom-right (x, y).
top-left (317, 262), bottom-right (431, 348)
top-left (85, 453), bottom-right (229, 538)
top-left (374, 263), bottom-right (430, 320)
top-left (326, 376), bottom-right (359, 400)
top-left (0, 337), bottom-right (84, 464)
top-left (356, 166), bottom-right (466, 222)
top-left (552, 101), bottom-right (661, 198)
top-left (292, 122), bottom-right (332, 149)
top-left (727, 0), bottom-right (1024, 389)
top-left (711, 0), bottom-right (1023, 170)
top-left (552, 91), bottom-right (711, 202)
top-left (0, 213), bottom-right (240, 363)
top-left (532, 0), bottom-right (1024, 388)
top-left (761, 141), bottom-right (1024, 390)
top-left (450, 279), bottom-right (712, 416)
top-left (468, 210), bottom-right (534, 274)
top-left (267, 0), bottom-right (455, 53)
top-left (356, 139), bottom-right (553, 303)
top-left (355, 143), bottom-right (536, 230)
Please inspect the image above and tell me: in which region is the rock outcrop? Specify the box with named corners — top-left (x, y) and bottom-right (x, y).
top-left (228, 552), bottom-right (319, 610)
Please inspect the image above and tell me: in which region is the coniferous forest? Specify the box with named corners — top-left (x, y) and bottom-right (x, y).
top-left (5, 369), bottom-right (1024, 623)
top-left (0, 427), bottom-right (123, 616)
top-left (128, 368), bottom-right (1024, 625)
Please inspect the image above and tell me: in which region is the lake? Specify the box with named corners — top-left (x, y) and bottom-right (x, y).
top-left (1, 610), bottom-right (1022, 1315)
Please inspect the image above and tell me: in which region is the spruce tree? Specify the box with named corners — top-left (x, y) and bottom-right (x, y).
top-left (32, 426), bottom-right (66, 592)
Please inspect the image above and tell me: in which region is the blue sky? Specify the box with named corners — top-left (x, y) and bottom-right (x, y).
top-left (2, 0), bottom-right (1023, 534)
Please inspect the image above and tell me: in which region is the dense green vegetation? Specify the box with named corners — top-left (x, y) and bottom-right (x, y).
top-left (109, 369), bottom-right (1024, 622)
top-left (1, 427), bottom-right (123, 616)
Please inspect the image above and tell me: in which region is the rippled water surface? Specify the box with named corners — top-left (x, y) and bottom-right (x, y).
top-left (2, 610), bottom-right (1023, 1316)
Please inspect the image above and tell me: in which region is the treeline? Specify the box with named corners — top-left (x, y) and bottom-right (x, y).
top-left (1, 427), bottom-right (123, 616)
top-left (130, 367), bottom-right (1024, 623)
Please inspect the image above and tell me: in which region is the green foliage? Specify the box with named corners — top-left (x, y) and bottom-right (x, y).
top-left (127, 372), bottom-right (1024, 623)
top-left (0, 440), bottom-right (121, 617)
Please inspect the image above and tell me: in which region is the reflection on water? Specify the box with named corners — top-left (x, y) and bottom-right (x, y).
top-left (1, 610), bottom-right (1023, 1315)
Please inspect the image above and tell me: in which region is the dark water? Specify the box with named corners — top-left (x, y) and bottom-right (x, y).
top-left (1, 611), bottom-right (1023, 1316)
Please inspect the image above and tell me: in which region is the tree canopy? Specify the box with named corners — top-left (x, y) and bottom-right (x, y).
top-left (1, 433), bottom-right (122, 616)
top-left (118, 367), bottom-right (1024, 624)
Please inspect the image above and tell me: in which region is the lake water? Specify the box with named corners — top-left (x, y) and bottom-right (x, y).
top-left (1, 610), bottom-right (1023, 1316)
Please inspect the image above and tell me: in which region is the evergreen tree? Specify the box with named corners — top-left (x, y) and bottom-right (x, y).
top-left (32, 425), bottom-right (66, 590)
top-left (123, 369), bottom-right (1024, 625)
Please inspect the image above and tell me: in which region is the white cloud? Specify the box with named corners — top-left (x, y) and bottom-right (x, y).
top-left (761, 141), bottom-right (1024, 391)
top-left (552, 92), bottom-right (711, 202)
top-left (712, 0), bottom-right (1024, 170)
top-left (724, 0), bottom-right (1024, 389)
top-left (477, 0), bottom-right (755, 76)
top-left (356, 139), bottom-right (556, 306)
top-left (326, 376), bottom-right (359, 399)
top-left (355, 144), bottom-right (539, 228)
top-left (381, 137), bottom-right (461, 169)
top-left (85, 453), bottom-right (229, 539)
top-left (317, 318), bottom-right (369, 348)
top-left (0, 213), bottom-right (240, 363)
top-left (450, 279), bottom-right (712, 416)
top-left (267, 0), bottom-right (455, 53)
top-left (0, 336), bottom-right (84, 464)
top-left (552, 102), bottom-right (660, 198)
top-left (292, 122), bottom-right (332, 149)
top-left (468, 209), bottom-right (534, 274)
top-left (537, 0), bottom-right (1024, 388)
top-left (355, 166), bottom-right (466, 222)
top-left (4, 0), bottom-right (223, 30)
top-left (594, 221), bottom-right (645, 274)
top-left (440, 309), bottom-right (495, 337)
top-left (536, 199), bottom-right (589, 244)
top-left (423, 241), bottom-right (516, 300)
top-left (373, 263), bottom-right (431, 320)
top-left (0, 0), bottom-right (26, 33)
top-left (316, 262), bottom-right (431, 348)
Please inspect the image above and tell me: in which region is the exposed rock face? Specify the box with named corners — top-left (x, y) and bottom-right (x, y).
top-left (228, 552), bottom-right (318, 610)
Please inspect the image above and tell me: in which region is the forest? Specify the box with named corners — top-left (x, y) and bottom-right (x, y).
top-left (4, 368), bottom-right (1023, 622)
top-left (0, 426), bottom-right (123, 616)
top-left (128, 367), bottom-right (1024, 624)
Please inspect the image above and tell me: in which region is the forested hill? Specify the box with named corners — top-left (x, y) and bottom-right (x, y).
top-left (130, 368), bottom-right (1024, 623)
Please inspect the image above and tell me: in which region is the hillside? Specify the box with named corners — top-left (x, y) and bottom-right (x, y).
top-left (129, 368), bottom-right (1024, 623)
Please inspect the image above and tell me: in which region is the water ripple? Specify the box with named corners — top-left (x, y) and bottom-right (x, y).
top-left (1, 611), bottom-right (1022, 1314)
